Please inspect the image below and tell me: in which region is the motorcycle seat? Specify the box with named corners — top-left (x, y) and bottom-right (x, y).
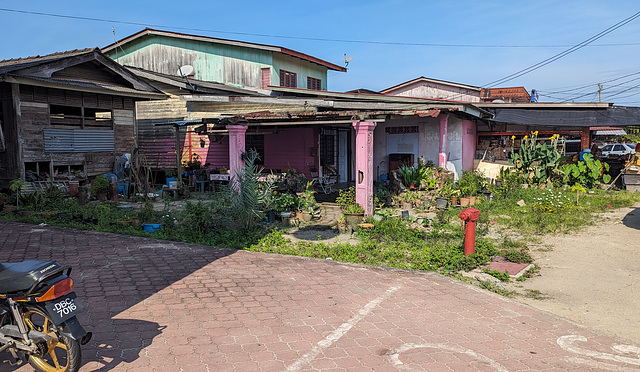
top-left (0, 260), bottom-right (63, 294)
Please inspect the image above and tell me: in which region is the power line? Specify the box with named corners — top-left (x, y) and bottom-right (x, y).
top-left (2, 7), bottom-right (640, 49)
top-left (482, 11), bottom-right (640, 88)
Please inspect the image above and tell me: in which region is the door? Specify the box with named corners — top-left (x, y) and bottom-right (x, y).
top-left (338, 131), bottom-right (348, 182)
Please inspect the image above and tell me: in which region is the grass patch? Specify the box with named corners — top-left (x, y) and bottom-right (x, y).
top-left (477, 280), bottom-right (516, 297)
top-left (248, 218), bottom-right (497, 274)
top-left (522, 289), bottom-right (548, 300)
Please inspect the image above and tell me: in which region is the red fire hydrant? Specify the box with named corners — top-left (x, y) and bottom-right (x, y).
top-left (458, 207), bottom-right (480, 255)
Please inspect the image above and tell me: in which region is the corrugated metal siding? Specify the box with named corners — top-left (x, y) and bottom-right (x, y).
top-left (138, 121), bottom-right (179, 169)
top-left (44, 129), bottom-right (115, 152)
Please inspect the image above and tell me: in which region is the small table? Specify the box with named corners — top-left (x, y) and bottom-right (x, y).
top-left (162, 188), bottom-right (179, 199)
top-left (195, 180), bottom-right (209, 192)
top-left (210, 174), bottom-right (230, 192)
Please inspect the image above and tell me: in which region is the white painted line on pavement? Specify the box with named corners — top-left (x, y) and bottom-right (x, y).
top-left (284, 285), bottom-right (401, 372)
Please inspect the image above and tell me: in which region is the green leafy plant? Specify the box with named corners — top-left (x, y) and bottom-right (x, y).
top-left (561, 153), bottom-right (611, 189)
top-left (509, 132), bottom-right (565, 184)
top-left (91, 175), bottom-right (110, 198)
top-left (343, 203), bottom-right (365, 215)
top-left (482, 267), bottom-right (511, 282)
top-left (226, 152), bottom-right (275, 231)
top-left (272, 192), bottom-right (297, 213)
top-left (456, 170), bottom-right (486, 197)
top-left (335, 186), bottom-right (357, 210)
top-left (9, 179), bottom-right (26, 208)
top-left (298, 181), bottom-right (317, 214)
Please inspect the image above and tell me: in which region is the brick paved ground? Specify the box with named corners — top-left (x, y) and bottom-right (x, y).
top-left (1, 220), bottom-right (639, 371)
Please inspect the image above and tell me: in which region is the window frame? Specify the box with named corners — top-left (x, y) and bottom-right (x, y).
top-left (307, 77), bottom-right (322, 90)
top-left (279, 69), bottom-right (297, 88)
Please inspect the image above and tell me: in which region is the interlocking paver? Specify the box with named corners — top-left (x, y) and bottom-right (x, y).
top-left (1, 220), bottom-right (639, 371)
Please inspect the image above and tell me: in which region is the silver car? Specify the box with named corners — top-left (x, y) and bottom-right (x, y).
top-left (600, 143), bottom-right (635, 158)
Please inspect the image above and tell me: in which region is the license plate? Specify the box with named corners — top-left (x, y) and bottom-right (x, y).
top-left (45, 292), bottom-right (83, 325)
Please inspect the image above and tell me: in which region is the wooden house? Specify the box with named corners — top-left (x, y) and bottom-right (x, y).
top-left (101, 28), bottom-right (346, 176)
top-left (0, 48), bottom-right (164, 187)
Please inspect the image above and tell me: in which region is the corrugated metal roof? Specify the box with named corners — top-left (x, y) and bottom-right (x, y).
top-left (0, 48), bottom-right (97, 74)
top-left (489, 107), bottom-right (640, 127)
top-left (594, 129), bottom-right (626, 135)
top-left (4, 75), bottom-right (165, 99)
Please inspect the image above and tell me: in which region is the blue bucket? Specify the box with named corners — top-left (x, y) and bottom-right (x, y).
top-left (141, 223), bottom-right (162, 233)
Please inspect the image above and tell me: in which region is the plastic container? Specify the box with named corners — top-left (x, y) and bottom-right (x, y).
top-left (166, 177), bottom-right (177, 189)
top-left (141, 223), bottom-right (163, 233)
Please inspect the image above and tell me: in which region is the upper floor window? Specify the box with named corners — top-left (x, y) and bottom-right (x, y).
top-left (50, 104), bottom-right (112, 128)
top-left (307, 77), bottom-right (322, 90)
top-left (279, 70), bottom-right (297, 88)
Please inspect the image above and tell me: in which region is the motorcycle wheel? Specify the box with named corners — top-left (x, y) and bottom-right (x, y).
top-left (21, 305), bottom-right (81, 372)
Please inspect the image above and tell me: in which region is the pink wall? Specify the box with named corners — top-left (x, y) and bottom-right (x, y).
top-left (462, 120), bottom-right (477, 171)
top-left (264, 127), bottom-right (317, 178)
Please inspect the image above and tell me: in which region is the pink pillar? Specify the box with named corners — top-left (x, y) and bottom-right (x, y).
top-left (352, 121), bottom-right (377, 216)
top-left (439, 113), bottom-right (449, 168)
top-left (227, 125), bottom-right (247, 182)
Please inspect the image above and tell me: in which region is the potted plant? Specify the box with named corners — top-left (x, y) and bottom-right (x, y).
top-left (91, 175), bottom-right (110, 201)
top-left (335, 186), bottom-right (365, 229)
top-left (273, 192), bottom-right (297, 218)
top-left (336, 214), bottom-right (348, 234)
top-left (435, 180), bottom-right (453, 209)
top-left (298, 181), bottom-right (317, 222)
top-left (342, 203), bottom-right (365, 231)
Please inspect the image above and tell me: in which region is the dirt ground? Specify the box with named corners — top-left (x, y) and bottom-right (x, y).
top-left (501, 201), bottom-right (640, 345)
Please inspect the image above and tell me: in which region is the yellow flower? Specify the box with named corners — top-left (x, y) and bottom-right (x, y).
top-left (534, 131), bottom-right (539, 136)
top-left (523, 135), bottom-right (528, 140)
top-left (511, 135), bottom-right (515, 140)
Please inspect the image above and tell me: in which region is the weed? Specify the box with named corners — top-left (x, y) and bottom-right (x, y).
top-left (482, 268), bottom-right (510, 282)
top-left (477, 280), bottom-right (516, 297)
top-left (523, 289), bottom-right (547, 300)
top-left (516, 266), bottom-right (538, 281)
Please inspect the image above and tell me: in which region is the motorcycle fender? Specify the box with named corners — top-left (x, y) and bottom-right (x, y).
top-left (59, 316), bottom-right (91, 344)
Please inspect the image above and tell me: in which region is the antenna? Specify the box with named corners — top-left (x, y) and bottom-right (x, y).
top-left (177, 65), bottom-right (196, 91)
top-left (343, 53), bottom-right (353, 67)
top-left (177, 65), bottom-right (194, 77)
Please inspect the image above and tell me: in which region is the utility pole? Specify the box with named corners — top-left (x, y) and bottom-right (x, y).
top-left (598, 83), bottom-right (602, 103)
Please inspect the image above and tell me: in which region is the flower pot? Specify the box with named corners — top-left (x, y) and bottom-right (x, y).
top-left (460, 197), bottom-right (470, 207)
top-left (450, 196), bottom-right (458, 206)
top-left (301, 212), bottom-right (313, 222)
top-left (468, 196), bottom-right (476, 205)
top-left (435, 197), bottom-right (448, 210)
top-left (18, 210), bottom-right (32, 217)
top-left (131, 218), bottom-right (142, 228)
top-left (344, 213), bottom-right (364, 231)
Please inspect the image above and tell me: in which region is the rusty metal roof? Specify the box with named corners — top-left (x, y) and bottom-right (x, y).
top-left (0, 48), bottom-right (99, 74)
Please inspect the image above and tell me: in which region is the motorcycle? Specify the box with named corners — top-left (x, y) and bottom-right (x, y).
top-left (0, 260), bottom-right (91, 372)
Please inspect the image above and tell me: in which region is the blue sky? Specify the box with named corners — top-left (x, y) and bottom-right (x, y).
top-left (1, 1), bottom-right (640, 105)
